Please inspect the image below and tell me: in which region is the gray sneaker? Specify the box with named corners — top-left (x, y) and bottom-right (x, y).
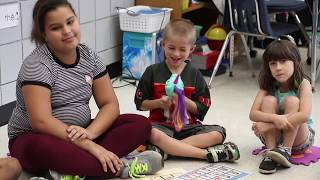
top-left (120, 150), bottom-right (164, 178)
top-left (266, 147), bottom-right (292, 168)
top-left (259, 156), bottom-right (277, 174)
top-left (207, 142), bottom-right (240, 163)
top-left (146, 144), bottom-right (168, 161)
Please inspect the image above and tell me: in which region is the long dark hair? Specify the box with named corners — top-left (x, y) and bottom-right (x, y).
top-left (259, 40), bottom-right (308, 94)
top-left (31, 0), bottom-right (75, 45)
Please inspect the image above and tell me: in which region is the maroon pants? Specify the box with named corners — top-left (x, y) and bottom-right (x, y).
top-left (9, 114), bottom-right (151, 178)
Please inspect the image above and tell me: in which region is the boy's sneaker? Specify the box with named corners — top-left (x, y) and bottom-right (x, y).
top-left (266, 147), bottom-right (292, 168)
top-left (120, 150), bottom-right (164, 179)
top-left (49, 170), bottom-right (85, 180)
top-left (259, 157), bottom-right (277, 174)
top-left (145, 144), bottom-right (168, 161)
top-left (207, 142), bottom-right (240, 163)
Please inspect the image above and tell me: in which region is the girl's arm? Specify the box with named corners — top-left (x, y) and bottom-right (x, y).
top-left (86, 74), bottom-right (120, 140)
top-left (23, 85), bottom-right (76, 140)
top-left (287, 79), bottom-right (312, 126)
top-left (23, 83), bottom-right (122, 173)
top-left (249, 89), bottom-right (279, 123)
top-left (22, 85), bottom-right (96, 150)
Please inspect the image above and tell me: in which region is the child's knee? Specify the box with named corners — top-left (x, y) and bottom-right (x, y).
top-left (260, 126), bottom-right (280, 138)
top-left (150, 128), bottom-right (167, 144)
top-left (208, 131), bottom-right (224, 144)
top-left (261, 95), bottom-right (278, 110)
top-left (0, 158), bottom-right (21, 172)
top-left (262, 95), bottom-right (278, 106)
top-left (284, 96), bottom-right (299, 107)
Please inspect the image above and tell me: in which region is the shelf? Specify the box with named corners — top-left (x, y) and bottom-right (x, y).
top-left (135, 0), bottom-right (207, 20)
top-left (182, 2), bottom-right (205, 14)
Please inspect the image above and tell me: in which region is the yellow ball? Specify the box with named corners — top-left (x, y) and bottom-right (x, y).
top-left (206, 27), bottom-right (227, 40)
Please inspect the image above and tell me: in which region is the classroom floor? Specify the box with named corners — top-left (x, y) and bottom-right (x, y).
top-left (0, 47), bottom-right (319, 179)
top-left (105, 48), bottom-right (320, 180)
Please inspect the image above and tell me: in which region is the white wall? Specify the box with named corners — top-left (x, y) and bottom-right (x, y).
top-left (0, 0), bottom-right (134, 106)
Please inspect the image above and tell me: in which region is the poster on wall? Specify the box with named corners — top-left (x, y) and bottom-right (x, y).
top-left (0, 3), bottom-right (20, 30)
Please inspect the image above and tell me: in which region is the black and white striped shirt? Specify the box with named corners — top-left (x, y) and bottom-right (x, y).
top-left (8, 43), bottom-right (107, 139)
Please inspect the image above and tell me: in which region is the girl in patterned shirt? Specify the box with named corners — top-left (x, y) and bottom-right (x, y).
top-left (8, 0), bottom-right (163, 179)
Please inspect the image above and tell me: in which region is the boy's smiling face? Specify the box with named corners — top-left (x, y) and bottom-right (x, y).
top-left (162, 35), bottom-right (195, 70)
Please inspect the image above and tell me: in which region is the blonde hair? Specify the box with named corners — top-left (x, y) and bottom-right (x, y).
top-left (162, 19), bottom-right (196, 45)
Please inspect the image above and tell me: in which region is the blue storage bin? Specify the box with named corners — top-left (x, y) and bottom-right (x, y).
top-left (122, 31), bottom-right (163, 79)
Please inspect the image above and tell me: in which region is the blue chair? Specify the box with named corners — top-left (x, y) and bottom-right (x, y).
top-left (208, 0), bottom-right (307, 87)
top-left (264, 0), bottom-right (309, 44)
top-left (305, 0), bottom-right (320, 89)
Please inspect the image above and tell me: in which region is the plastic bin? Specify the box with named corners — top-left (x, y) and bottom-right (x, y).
top-left (190, 50), bottom-right (220, 70)
top-left (122, 32), bottom-right (163, 79)
top-left (118, 6), bottom-right (172, 33)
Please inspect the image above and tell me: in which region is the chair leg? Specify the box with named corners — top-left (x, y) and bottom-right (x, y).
top-left (229, 35), bottom-right (235, 77)
top-left (306, 40), bottom-right (312, 65)
top-left (208, 31), bottom-right (236, 88)
top-left (289, 11), bottom-right (310, 45)
top-left (310, 0), bottom-right (319, 90)
top-left (248, 37), bottom-right (257, 58)
top-left (240, 34), bottom-right (255, 78)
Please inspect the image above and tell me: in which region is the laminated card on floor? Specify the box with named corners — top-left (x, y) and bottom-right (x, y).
top-left (175, 164), bottom-right (248, 180)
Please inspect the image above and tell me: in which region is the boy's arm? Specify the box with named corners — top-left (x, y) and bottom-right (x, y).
top-left (139, 100), bottom-right (156, 110)
top-left (184, 96), bottom-right (198, 114)
top-left (141, 93), bottom-right (198, 113)
top-left (134, 66), bottom-right (155, 110)
top-left (140, 96), bottom-right (171, 110)
top-left (135, 64), bottom-right (171, 111)
top-left (190, 71), bottom-right (211, 121)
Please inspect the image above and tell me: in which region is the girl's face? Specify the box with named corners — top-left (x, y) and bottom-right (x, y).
top-left (44, 6), bottom-right (80, 53)
top-left (162, 35), bottom-right (195, 70)
top-left (269, 59), bottom-right (294, 84)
